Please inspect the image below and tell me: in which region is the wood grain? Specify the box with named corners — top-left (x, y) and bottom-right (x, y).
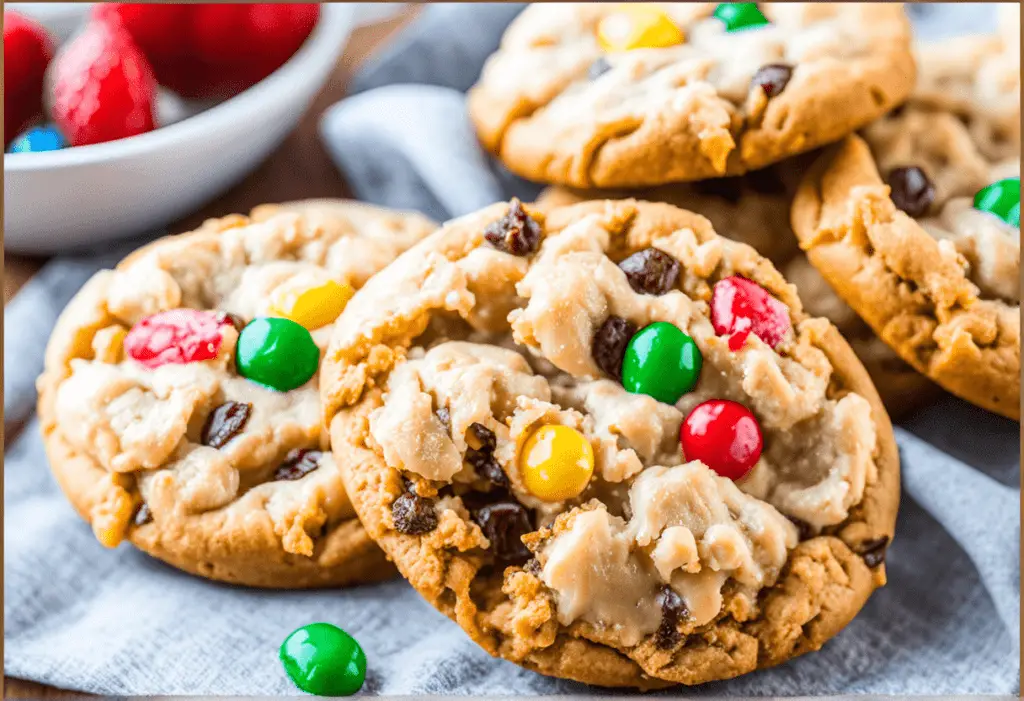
top-left (3, 10), bottom-right (418, 698)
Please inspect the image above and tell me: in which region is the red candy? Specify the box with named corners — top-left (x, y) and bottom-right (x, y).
top-left (125, 310), bottom-right (231, 369)
top-left (710, 276), bottom-right (791, 350)
top-left (3, 11), bottom-right (55, 147)
top-left (51, 19), bottom-right (157, 147)
top-left (681, 399), bottom-right (763, 481)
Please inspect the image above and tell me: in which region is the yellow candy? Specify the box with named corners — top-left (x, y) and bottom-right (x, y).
top-left (269, 279), bottom-right (354, 330)
top-left (597, 4), bottom-right (684, 52)
top-left (520, 425), bottom-right (595, 502)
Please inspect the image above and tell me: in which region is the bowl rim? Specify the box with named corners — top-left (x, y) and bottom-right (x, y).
top-left (5, 3), bottom-right (353, 172)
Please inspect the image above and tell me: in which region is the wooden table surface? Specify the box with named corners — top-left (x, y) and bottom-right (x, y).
top-left (3, 10), bottom-right (417, 698)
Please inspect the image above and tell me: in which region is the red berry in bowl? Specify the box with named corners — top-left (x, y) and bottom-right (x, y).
top-left (4, 11), bottom-right (55, 147)
top-left (711, 275), bottom-right (792, 350)
top-left (680, 399), bottom-right (763, 481)
top-left (51, 19), bottom-right (157, 146)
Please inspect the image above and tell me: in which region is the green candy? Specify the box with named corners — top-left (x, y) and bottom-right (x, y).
top-left (973, 177), bottom-right (1020, 227)
top-left (280, 622), bottom-right (366, 696)
top-left (621, 322), bottom-right (702, 405)
top-left (713, 2), bottom-right (770, 31)
top-left (236, 317), bottom-right (319, 392)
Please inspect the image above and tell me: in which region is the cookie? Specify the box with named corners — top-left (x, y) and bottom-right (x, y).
top-left (468, 3), bottom-right (915, 188)
top-left (537, 169), bottom-right (938, 415)
top-left (321, 199), bottom-right (899, 687)
top-left (38, 199), bottom-right (436, 588)
top-left (792, 29), bottom-right (1020, 420)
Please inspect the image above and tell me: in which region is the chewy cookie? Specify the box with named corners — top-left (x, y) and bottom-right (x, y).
top-left (322, 199), bottom-right (899, 687)
top-left (537, 169), bottom-right (938, 415)
top-left (468, 3), bottom-right (914, 188)
top-left (792, 26), bottom-right (1020, 420)
top-left (38, 199), bottom-right (436, 587)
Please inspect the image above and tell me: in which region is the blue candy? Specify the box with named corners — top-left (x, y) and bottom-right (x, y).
top-left (10, 125), bottom-right (67, 153)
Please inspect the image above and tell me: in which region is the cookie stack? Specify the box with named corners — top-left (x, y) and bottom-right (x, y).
top-left (39, 2), bottom-right (1019, 692)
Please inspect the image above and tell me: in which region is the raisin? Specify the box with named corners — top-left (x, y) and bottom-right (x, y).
top-left (887, 166), bottom-right (935, 218)
top-left (859, 536), bottom-right (890, 568)
top-left (751, 63), bottom-right (793, 99)
top-left (133, 503), bottom-right (152, 527)
top-left (484, 199), bottom-right (541, 256)
top-left (654, 585), bottom-right (688, 649)
top-left (436, 407), bottom-right (451, 435)
top-left (201, 400), bottom-right (253, 449)
top-left (470, 500), bottom-right (533, 564)
top-left (588, 56), bottom-right (612, 80)
top-left (466, 423), bottom-right (508, 488)
top-left (273, 449), bottom-right (322, 482)
top-left (592, 315), bottom-right (638, 380)
top-left (618, 248), bottom-right (681, 296)
top-left (391, 492), bottom-right (438, 535)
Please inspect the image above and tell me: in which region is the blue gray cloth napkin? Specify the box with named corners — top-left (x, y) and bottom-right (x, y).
top-left (4, 3), bottom-right (1019, 695)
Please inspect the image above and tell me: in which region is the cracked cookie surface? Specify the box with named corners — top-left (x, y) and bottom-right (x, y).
top-left (792, 26), bottom-right (1020, 420)
top-left (537, 166), bottom-right (938, 416)
top-left (322, 199), bottom-right (899, 687)
top-left (468, 3), bottom-right (914, 188)
top-left (38, 199), bottom-right (436, 587)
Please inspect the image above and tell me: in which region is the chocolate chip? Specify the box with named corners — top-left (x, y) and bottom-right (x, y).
top-left (592, 315), bottom-right (638, 380)
top-left (273, 449), bottom-right (322, 482)
top-left (484, 199), bottom-right (541, 256)
top-left (886, 166), bottom-right (935, 218)
top-left (466, 423), bottom-right (508, 488)
top-left (859, 536), bottom-right (890, 568)
top-left (391, 492), bottom-right (438, 535)
top-left (654, 585), bottom-right (688, 649)
top-left (751, 64), bottom-right (793, 99)
top-left (588, 56), bottom-right (612, 80)
top-left (436, 407), bottom-right (451, 435)
top-left (201, 401), bottom-right (253, 449)
top-left (470, 500), bottom-right (533, 564)
top-left (133, 503), bottom-right (152, 527)
top-left (216, 311), bottom-right (246, 331)
top-left (618, 248), bottom-right (681, 296)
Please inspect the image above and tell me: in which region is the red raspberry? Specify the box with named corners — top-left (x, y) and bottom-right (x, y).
top-left (710, 276), bottom-right (792, 351)
top-left (93, 4), bottom-right (319, 99)
top-left (125, 310), bottom-right (232, 369)
top-left (3, 11), bottom-right (54, 147)
top-left (51, 19), bottom-right (157, 147)
top-left (681, 399), bottom-right (763, 481)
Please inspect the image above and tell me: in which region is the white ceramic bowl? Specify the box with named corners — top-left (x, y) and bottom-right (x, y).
top-left (3, 3), bottom-right (354, 254)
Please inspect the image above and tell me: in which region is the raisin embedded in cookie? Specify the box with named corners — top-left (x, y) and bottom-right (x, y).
top-left (38, 199), bottom-right (437, 588)
top-left (321, 199), bottom-right (899, 687)
top-left (468, 3), bottom-right (915, 188)
top-left (792, 30), bottom-right (1021, 420)
top-left (536, 165), bottom-right (939, 416)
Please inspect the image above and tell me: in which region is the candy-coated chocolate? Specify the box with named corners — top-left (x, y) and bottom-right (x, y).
top-left (235, 317), bottom-right (319, 392)
top-left (681, 399), bottom-right (763, 480)
top-left (621, 322), bottom-right (702, 404)
top-left (125, 309), bottom-right (231, 369)
top-left (597, 5), bottom-right (684, 52)
top-left (9, 124), bottom-right (66, 152)
top-left (269, 279), bottom-right (354, 330)
top-left (520, 424), bottom-right (595, 502)
top-left (973, 177), bottom-right (1020, 227)
top-left (713, 2), bottom-right (770, 31)
top-left (280, 622), bottom-right (366, 696)
top-left (710, 276), bottom-right (791, 350)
